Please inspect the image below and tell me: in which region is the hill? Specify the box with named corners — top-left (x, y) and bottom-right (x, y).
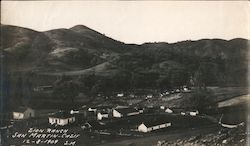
top-left (1, 24), bottom-right (249, 108)
top-left (1, 24), bottom-right (130, 73)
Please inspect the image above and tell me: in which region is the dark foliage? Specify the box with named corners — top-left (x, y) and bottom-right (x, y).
top-left (1, 24), bottom-right (249, 106)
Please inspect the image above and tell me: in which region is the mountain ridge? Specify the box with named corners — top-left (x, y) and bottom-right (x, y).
top-left (1, 24), bottom-right (249, 87)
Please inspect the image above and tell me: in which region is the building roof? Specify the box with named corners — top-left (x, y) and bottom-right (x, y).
top-left (115, 105), bottom-right (129, 109)
top-left (89, 106), bottom-right (112, 110)
top-left (96, 106), bottom-right (113, 110)
top-left (98, 111), bottom-right (109, 115)
top-left (142, 119), bottom-right (171, 128)
top-left (86, 121), bottom-right (104, 129)
top-left (114, 108), bottom-right (139, 115)
top-left (49, 111), bottom-right (74, 119)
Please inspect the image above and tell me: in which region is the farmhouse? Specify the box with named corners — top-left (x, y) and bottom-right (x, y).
top-left (138, 120), bottom-right (171, 133)
top-left (97, 112), bottom-right (109, 120)
top-left (48, 112), bottom-right (75, 126)
top-left (113, 108), bottom-right (140, 118)
top-left (13, 107), bottom-right (35, 120)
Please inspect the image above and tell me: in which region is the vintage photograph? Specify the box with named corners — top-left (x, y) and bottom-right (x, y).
top-left (0, 1), bottom-right (249, 146)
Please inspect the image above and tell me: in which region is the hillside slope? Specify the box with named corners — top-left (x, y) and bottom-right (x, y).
top-left (1, 24), bottom-right (249, 87)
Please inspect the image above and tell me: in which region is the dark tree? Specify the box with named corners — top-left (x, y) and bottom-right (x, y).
top-left (191, 88), bottom-right (214, 111)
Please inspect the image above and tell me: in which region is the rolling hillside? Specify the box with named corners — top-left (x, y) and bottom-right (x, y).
top-left (1, 24), bottom-right (249, 108)
top-left (1, 24), bottom-right (248, 84)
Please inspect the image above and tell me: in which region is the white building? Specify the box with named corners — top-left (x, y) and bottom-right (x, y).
top-left (113, 108), bottom-right (140, 118)
top-left (115, 105), bottom-right (128, 109)
top-left (117, 93), bottom-right (124, 97)
top-left (182, 86), bottom-right (191, 93)
top-left (189, 110), bottom-right (199, 116)
top-left (88, 106), bottom-right (112, 113)
top-left (48, 112), bottom-right (75, 126)
top-left (88, 107), bottom-right (97, 112)
top-left (146, 94), bottom-right (153, 98)
top-left (138, 121), bottom-right (171, 133)
top-left (70, 110), bottom-right (79, 114)
top-left (97, 112), bottom-right (109, 120)
top-left (165, 108), bottom-right (173, 114)
top-left (175, 89), bottom-right (181, 93)
top-left (13, 107), bottom-right (35, 120)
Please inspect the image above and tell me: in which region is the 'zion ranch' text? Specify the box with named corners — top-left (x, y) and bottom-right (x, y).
top-left (11, 128), bottom-right (80, 145)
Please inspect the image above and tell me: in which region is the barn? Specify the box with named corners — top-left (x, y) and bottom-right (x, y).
top-left (113, 108), bottom-right (140, 118)
top-left (138, 120), bottom-right (171, 133)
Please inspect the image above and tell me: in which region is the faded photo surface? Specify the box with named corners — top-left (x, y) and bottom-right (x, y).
top-left (0, 1), bottom-right (249, 146)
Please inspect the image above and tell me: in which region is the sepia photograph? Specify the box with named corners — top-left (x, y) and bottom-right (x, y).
top-left (0, 1), bottom-right (249, 146)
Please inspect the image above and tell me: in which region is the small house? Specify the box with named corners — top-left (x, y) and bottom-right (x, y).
top-left (13, 107), bottom-right (35, 120)
top-left (88, 107), bottom-right (97, 112)
top-left (117, 93), bottom-right (124, 97)
top-left (97, 112), bottom-right (109, 120)
top-left (165, 108), bottom-right (173, 114)
top-left (170, 90), bottom-right (175, 94)
top-left (175, 89), bottom-right (181, 93)
top-left (189, 110), bottom-right (199, 116)
top-left (138, 120), bottom-right (171, 133)
top-left (182, 86), bottom-right (191, 93)
top-left (70, 110), bottom-right (79, 114)
top-left (146, 94), bottom-right (153, 99)
top-left (129, 94), bottom-right (135, 98)
top-left (48, 112), bottom-right (75, 126)
top-left (113, 108), bottom-right (140, 118)
top-left (135, 107), bottom-right (144, 113)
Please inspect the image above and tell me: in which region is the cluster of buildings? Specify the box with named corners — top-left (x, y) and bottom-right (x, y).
top-left (113, 86), bottom-right (191, 100)
top-left (160, 86), bottom-right (191, 97)
top-left (12, 104), bottom-right (199, 133)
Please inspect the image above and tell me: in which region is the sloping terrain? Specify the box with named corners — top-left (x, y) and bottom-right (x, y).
top-left (1, 24), bottom-right (130, 73)
top-left (1, 24), bottom-right (249, 108)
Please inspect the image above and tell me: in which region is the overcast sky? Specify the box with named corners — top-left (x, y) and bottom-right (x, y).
top-left (1, 1), bottom-right (249, 44)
